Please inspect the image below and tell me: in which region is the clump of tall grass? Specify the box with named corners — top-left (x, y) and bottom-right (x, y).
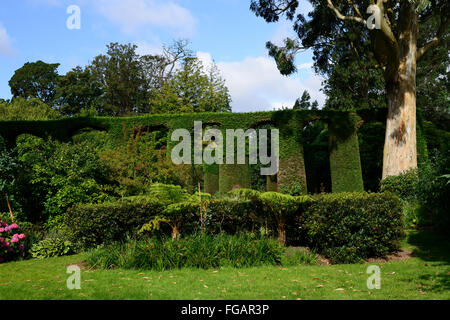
top-left (86, 233), bottom-right (284, 271)
top-left (280, 247), bottom-right (319, 266)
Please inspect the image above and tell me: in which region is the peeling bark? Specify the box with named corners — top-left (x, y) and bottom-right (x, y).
top-left (382, 3), bottom-right (418, 178)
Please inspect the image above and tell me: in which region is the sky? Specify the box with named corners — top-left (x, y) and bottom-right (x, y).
top-left (0, 0), bottom-right (325, 112)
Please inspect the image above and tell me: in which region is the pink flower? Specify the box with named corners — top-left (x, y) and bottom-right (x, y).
top-left (11, 235), bottom-right (19, 243)
top-left (18, 234), bottom-right (26, 239)
top-left (0, 228), bottom-right (5, 233)
top-left (9, 224), bottom-right (18, 229)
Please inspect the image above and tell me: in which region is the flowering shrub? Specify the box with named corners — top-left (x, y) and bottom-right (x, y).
top-left (0, 220), bottom-right (26, 263)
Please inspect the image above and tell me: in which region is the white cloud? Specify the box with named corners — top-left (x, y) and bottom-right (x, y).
top-left (135, 40), bottom-right (164, 56)
top-left (93, 0), bottom-right (195, 36)
top-left (197, 52), bottom-right (325, 113)
top-left (0, 23), bottom-right (13, 56)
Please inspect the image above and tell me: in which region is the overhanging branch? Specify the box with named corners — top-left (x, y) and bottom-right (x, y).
top-left (327, 0), bottom-right (366, 25)
top-left (417, 17), bottom-right (449, 60)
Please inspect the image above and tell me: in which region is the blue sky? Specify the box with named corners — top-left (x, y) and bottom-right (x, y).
top-left (0, 0), bottom-right (325, 112)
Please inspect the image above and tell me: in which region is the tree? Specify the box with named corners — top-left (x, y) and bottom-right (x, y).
top-left (416, 16), bottom-right (449, 130)
top-left (0, 97), bottom-right (59, 121)
top-left (55, 66), bottom-right (104, 116)
top-left (251, 0), bottom-right (449, 178)
top-left (9, 61), bottom-right (60, 104)
top-left (149, 57), bottom-right (232, 114)
top-left (89, 43), bottom-right (146, 116)
top-left (86, 40), bottom-right (197, 116)
top-left (293, 90), bottom-right (318, 110)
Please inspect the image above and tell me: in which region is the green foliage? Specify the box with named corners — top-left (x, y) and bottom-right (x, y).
top-left (65, 198), bottom-right (165, 249)
top-left (293, 90), bottom-right (318, 110)
top-left (100, 131), bottom-right (189, 196)
top-left (55, 66), bottom-right (104, 116)
top-left (86, 233), bottom-right (284, 271)
top-left (0, 142), bottom-right (20, 203)
top-left (146, 183), bottom-right (190, 204)
top-left (149, 57), bottom-right (231, 114)
top-left (423, 121), bottom-right (450, 156)
top-left (357, 121), bottom-right (385, 192)
top-left (304, 192), bottom-right (404, 264)
top-left (0, 97), bottom-right (59, 121)
top-left (16, 135), bottom-right (112, 221)
top-left (138, 216), bottom-right (171, 235)
top-left (415, 153), bottom-right (450, 234)
top-left (30, 238), bottom-right (73, 259)
top-left (227, 188), bottom-right (261, 201)
top-left (9, 60), bottom-right (60, 104)
top-left (280, 247), bottom-right (319, 266)
top-left (380, 170), bottom-right (419, 202)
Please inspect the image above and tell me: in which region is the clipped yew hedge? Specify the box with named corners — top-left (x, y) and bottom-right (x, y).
top-left (304, 192), bottom-right (403, 264)
top-left (65, 197), bottom-right (165, 248)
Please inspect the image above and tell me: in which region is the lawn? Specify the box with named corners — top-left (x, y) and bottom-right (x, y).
top-left (0, 230), bottom-right (448, 300)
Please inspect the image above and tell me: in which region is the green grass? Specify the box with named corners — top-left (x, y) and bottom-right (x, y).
top-left (0, 230), bottom-right (448, 300)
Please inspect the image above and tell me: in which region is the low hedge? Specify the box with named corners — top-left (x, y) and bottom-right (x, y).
top-left (380, 169), bottom-right (418, 201)
top-left (65, 197), bottom-right (165, 248)
top-left (303, 192), bottom-right (403, 264)
top-left (66, 189), bottom-right (404, 264)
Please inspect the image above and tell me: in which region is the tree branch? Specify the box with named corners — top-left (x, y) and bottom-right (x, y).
top-left (417, 17), bottom-right (449, 60)
top-left (327, 0), bottom-right (366, 25)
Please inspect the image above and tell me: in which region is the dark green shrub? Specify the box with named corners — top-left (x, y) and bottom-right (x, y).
top-left (30, 238), bottom-right (74, 259)
top-left (145, 183), bottom-right (190, 204)
top-left (260, 193), bottom-right (302, 244)
top-left (416, 153), bottom-right (450, 234)
top-left (380, 169), bottom-right (419, 201)
top-left (65, 197), bottom-right (165, 248)
top-left (85, 233), bottom-right (284, 271)
top-left (304, 192), bottom-right (403, 264)
top-left (208, 198), bottom-right (261, 234)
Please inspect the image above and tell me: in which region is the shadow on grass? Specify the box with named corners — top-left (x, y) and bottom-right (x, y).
top-left (407, 230), bottom-right (450, 264)
top-left (407, 229), bottom-right (450, 293)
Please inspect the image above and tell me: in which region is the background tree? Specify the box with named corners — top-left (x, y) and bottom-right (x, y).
top-left (149, 57), bottom-right (232, 114)
top-left (0, 97), bottom-right (59, 121)
top-left (293, 90), bottom-right (318, 110)
top-left (89, 43), bottom-right (147, 116)
top-left (250, 0), bottom-right (449, 178)
top-left (8, 60), bottom-right (60, 105)
top-left (55, 66), bottom-right (104, 116)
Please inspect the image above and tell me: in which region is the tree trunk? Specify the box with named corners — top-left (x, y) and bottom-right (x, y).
top-left (277, 222), bottom-right (286, 245)
top-left (5, 193), bottom-right (15, 222)
top-left (172, 226), bottom-right (180, 241)
top-left (382, 6), bottom-right (418, 179)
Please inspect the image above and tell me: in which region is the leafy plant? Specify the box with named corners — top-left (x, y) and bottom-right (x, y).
top-left (30, 238), bottom-right (73, 259)
top-left (86, 233), bottom-right (284, 271)
top-left (380, 169), bottom-right (419, 201)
